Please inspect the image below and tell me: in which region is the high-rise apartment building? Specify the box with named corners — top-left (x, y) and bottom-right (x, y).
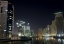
top-left (0, 1), bottom-right (14, 38)
top-left (16, 20), bottom-right (31, 37)
top-left (24, 23), bottom-right (31, 37)
top-left (16, 21), bottom-right (25, 36)
top-left (51, 20), bottom-right (57, 36)
top-left (47, 25), bottom-right (51, 35)
top-left (54, 12), bottom-right (63, 35)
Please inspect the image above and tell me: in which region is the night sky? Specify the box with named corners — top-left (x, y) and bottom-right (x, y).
top-left (11, 0), bottom-right (64, 34)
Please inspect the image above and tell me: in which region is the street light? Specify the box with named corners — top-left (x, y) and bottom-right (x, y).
top-left (18, 33), bottom-right (21, 37)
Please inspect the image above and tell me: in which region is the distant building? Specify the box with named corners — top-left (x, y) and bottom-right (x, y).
top-left (51, 20), bottom-right (57, 36)
top-left (47, 25), bottom-right (51, 35)
top-left (30, 30), bottom-right (34, 36)
top-left (38, 28), bottom-right (43, 36)
top-left (0, 1), bottom-right (14, 38)
top-left (54, 12), bottom-right (63, 34)
top-left (16, 20), bottom-right (31, 37)
top-left (16, 21), bottom-right (25, 36)
top-left (24, 24), bottom-right (31, 37)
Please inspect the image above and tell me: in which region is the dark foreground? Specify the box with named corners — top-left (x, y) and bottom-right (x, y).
top-left (0, 37), bottom-right (64, 44)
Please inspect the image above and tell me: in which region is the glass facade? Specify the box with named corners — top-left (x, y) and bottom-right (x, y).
top-left (55, 12), bottom-right (63, 35)
top-left (6, 2), bottom-right (14, 38)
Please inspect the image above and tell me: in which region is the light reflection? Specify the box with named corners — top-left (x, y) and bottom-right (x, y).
top-left (62, 39), bottom-right (64, 44)
top-left (58, 39), bottom-right (61, 42)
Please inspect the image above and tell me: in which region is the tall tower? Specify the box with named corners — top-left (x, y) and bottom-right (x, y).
top-left (54, 12), bottom-right (63, 35)
top-left (0, 0), bottom-right (14, 38)
top-left (24, 23), bottom-right (31, 37)
top-left (51, 20), bottom-right (57, 36)
top-left (16, 21), bottom-right (25, 37)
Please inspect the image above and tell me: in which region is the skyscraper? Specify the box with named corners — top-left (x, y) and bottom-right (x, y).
top-left (16, 21), bottom-right (25, 36)
top-left (51, 20), bottom-right (57, 36)
top-left (24, 23), bottom-right (31, 37)
top-left (16, 20), bottom-right (31, 37)
top-left (0, 1), bottom-right (14, 38)
top-left (54, 12), bottom-right (63, 35)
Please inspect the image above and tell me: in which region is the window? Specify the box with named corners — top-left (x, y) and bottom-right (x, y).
top-left (1, 7), bottom-right (2, 13)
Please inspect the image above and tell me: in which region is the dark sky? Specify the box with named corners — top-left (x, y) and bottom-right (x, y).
top-left (11, 0), bottom-right (64, 33)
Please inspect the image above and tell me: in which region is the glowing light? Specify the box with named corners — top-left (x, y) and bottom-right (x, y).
top-left (58, 39), bottom-right (61, 42)
top-left (23, 22), bottom-right (25, 23)
top-left (20, 21), bottom-right (23, 22)
top-left (45, 37), bottom-right (50, 40)
top-left (17, 26), bottom-right (19, 27)
top-left (51, 37), bottom-right (54, 39)
top-left (9, 26), bottom-right (12, 27)
top-left (54, 12), bottom-right (62, 14)
top-left (62, 39), bottom-right (64, 42)
top-left (22, 35), bottom-right (24, 36)
top-left (28, 23), bottom-right (29, 25)
top-left (19, 24), bottom-right (21, 26)
top-left (30, 36), bottom-right (32, 37)
top-left (9, 34), bottom-right (11, 38)
top-left (4, 30), bottom-right (6, 32)
top-left (16, 23), bottom-right (18, 25)
top-left (0, 25), bottom-right (1, 26)
top-left (9, 16), bottom-right (12, 17)
top-left (18, 33), bottom-right (21, 36)
top-left (5, 10), bottom-right (8, 11)
top-left (57, 34), bottom-right (61, 37)
top-left (9, 18), bottom-right (12, 19)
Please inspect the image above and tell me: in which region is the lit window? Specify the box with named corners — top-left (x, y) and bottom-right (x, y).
top-left (16, 23), bottom-right (18, 25)
top-left (17, 26), bottom-right (19, 27)
top-left (9, 26), bottom-right (12, 27)
top-left (4, 30), bottom-right (6, 32)
top-left (5, 10), bottom-right (8, 11)
top-left (9, 24), bottom-right (11, 25)
top-left (9, 18), bottom-right (12, 19)
top-left (0, 25), bottom-right (1, 26)
top-left (9, 16), bottom-right (12, 17)
top-left (19, 24), bottom-right (21, 26)
top-left (10, 12), bottom-right (11, 13)
top-left (9, 28), bottom-right (11, 30)
top-left (18, 33), bottom-right (21, 36)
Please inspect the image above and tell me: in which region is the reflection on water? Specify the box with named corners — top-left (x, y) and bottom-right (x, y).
top-left (0, 37), bottom-right (64, 44)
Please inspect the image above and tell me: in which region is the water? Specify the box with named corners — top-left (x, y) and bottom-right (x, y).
top-left (0, 37), bottom-right (64, 44)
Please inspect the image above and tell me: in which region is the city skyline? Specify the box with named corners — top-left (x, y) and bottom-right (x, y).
top-left (13, 0), bottom-right (64, 33)
top-left (0, 1), bottom-right (14, 38)
top-left (1, 0), bottom-right (64, 34)
top-left (0, 0), bottom-right (64, 40)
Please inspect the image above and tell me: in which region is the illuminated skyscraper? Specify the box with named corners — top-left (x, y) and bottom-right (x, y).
top-left (24, 23), bottom-right (31, 37)
top-left (0, 1), bottom-right (14, 38)
top-left (47, 25), bottom-right (51, 35)
top-left (54, 12), bottom-right (63, 35)
top-left (16, 20), bottom-right (31, 37)
top-left (16, 21), bottom-right (25, 36)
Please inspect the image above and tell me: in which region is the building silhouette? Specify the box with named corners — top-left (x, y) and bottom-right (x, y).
top-left (54, 12), bottom-right (63, 35)
top-left (0, 1), bottom-right (14, 38)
